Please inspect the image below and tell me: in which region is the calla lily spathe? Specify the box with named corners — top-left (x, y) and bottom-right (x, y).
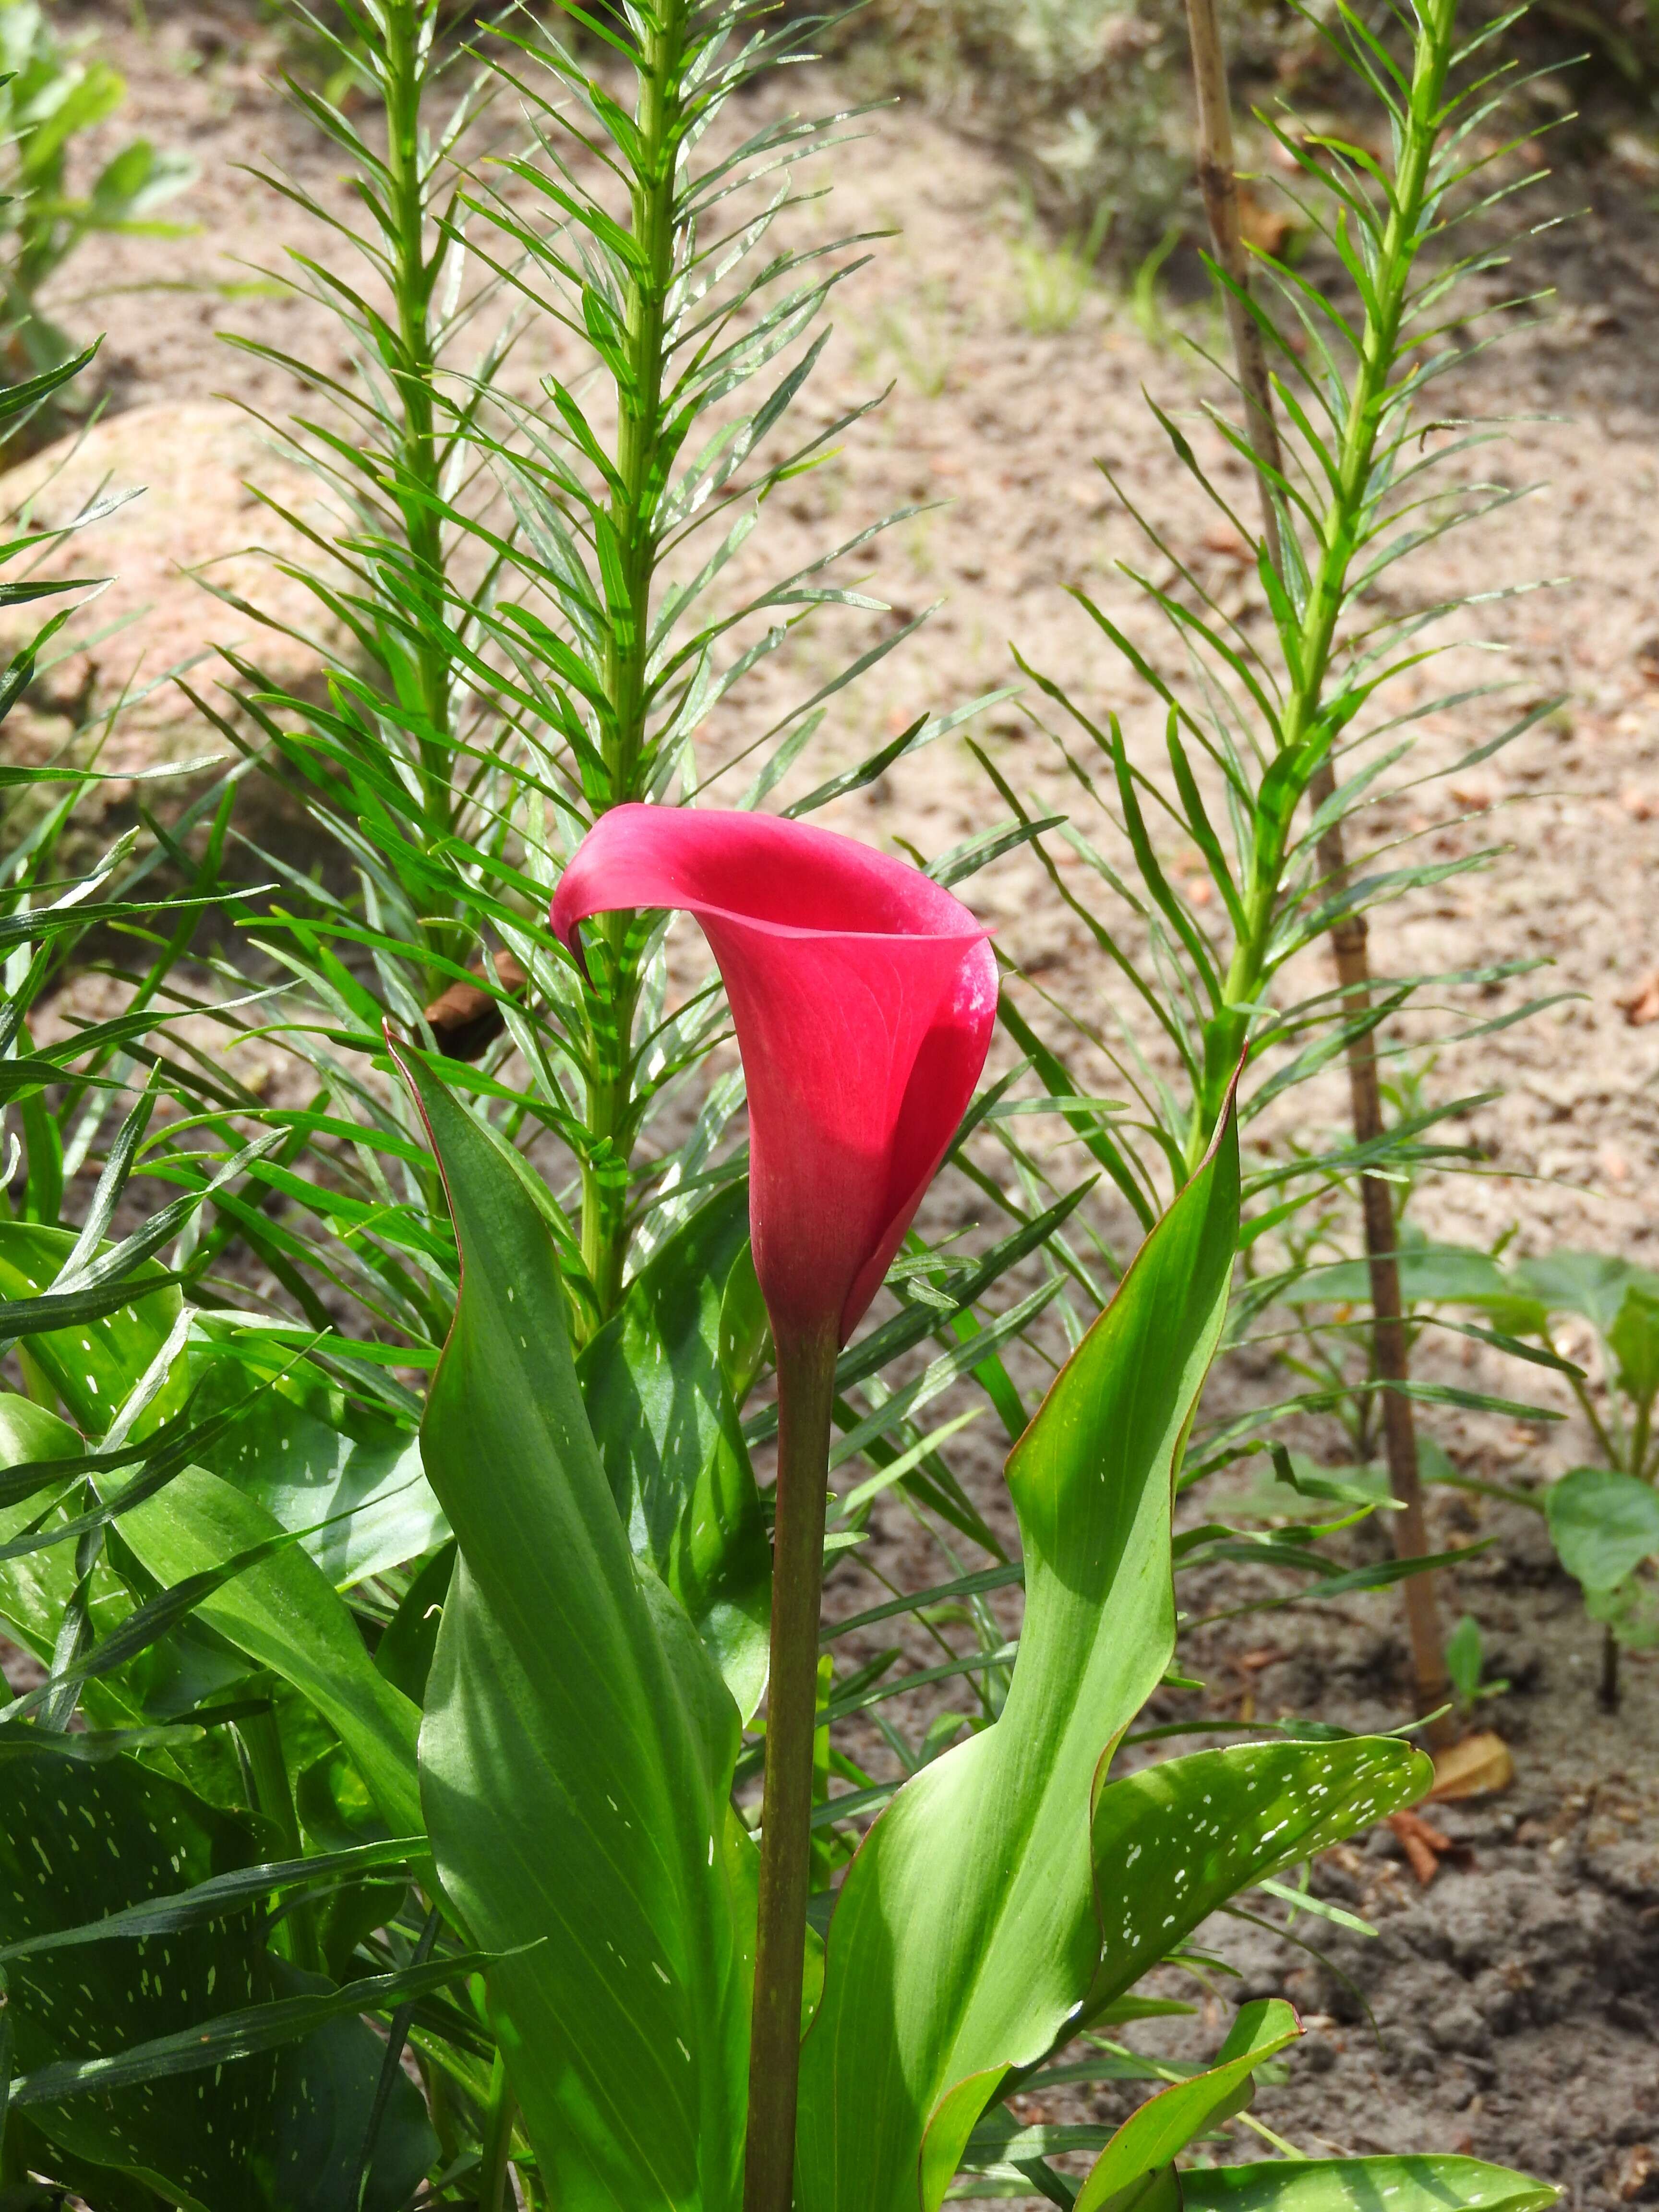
top-left (552, 804), bottom-right (998, 1348)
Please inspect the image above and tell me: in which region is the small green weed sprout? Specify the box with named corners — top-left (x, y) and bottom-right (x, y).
top-left (1010, 192), bottom-right (1109, 333)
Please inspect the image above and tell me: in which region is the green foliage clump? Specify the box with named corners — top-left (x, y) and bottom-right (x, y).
top-left (0, 0), bottom-right (195, 386)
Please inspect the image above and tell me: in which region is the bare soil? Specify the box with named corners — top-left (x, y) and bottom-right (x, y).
top-left (9, 2), bottom-right (1659, 2202)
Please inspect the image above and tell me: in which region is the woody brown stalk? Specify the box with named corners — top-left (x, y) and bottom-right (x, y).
top-left (1180, 0), bottom-right (1453, 1743)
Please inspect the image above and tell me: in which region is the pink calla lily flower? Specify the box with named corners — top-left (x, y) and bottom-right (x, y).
top-left (555, 802), bottom-right (997, 2206)
top-left (552, 804), bottom-right (997, 1348)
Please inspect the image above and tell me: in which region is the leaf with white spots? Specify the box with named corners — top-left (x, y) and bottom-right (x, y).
top-left (0, 1224), bottom-right (184, 1439)
top-left (0, 1749), bottom-right (438, 2210)
top-left (0, 1743), bottom-right (273, 2205)
top-left (1086, 1735), bottom-right (1429, 2018)
top-left (1176, 2156), bottom-right (1557, 2211)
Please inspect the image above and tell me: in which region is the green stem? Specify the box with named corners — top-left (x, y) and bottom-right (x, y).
top-left (380, 0), bottom-right (454, 847)
top-left (604, 3), bottom-right (678, 803)
top-left (578, 913), bottom-right (644, 1325)
top-left (422, 2050), bottom-right (461, 2171)
top-left (1631, 1390), bottom-right (1654, 1484)
top-left (1569, 1370), bottom-right (1623, 1475)
top-left (477, 2050), bottom-right (518, 2211)
top-left (1189, 0), bottom-right (1460, 1161)
top-left (577, 0), bottom-right (685, 1320)
top-left (744, 1321), bottom-right (840, 2212)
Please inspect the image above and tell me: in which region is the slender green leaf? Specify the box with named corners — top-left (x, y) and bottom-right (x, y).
top-left (1072, 1999), bottom-right (1301, 2212)
top-left (402, 1047), bottom-right (751, 2212)
top-left (10, 1953), bottom-right (484, 2108)
top-left (0, 1837), bottom-right (423, 1963)
top-left (797, 1110), bottom-right (1240, 2212)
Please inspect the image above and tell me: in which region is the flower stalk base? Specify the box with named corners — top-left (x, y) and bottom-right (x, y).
top-left (745, 1321), bottom-right (840, 2212)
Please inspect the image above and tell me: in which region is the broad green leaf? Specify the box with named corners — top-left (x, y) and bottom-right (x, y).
top-left (108, 1465), bottom-right (422, 1838)
top-left (1583, 1573), bottom-right (1659, 1649)
top-left (1175, 2158), bottom-right (1557, 2211)
top-left (1086, 1736), bottom-right (1427, 2019)
top-left (0, 1744), bottom-right (271, 2208)
top-left (0, 1223), bottom-right (182, 1436)
top-left (186, 1333), bottom-right (447, 1588)
top-left (1545, 1467), bottom-right (1659, 1596)
top-left (1071, 1999), bottom-right (1300, 2212)
top-left (1283, 1241), bottom-right (1546, 1338)
top-left (578, 1183), bottom-right (771, 1720)
top-left (0, 1394), bottom-right (89, 1659)
top-left (797, 1112), bottom-right (1240, 2212)
top-left (1509, 1251), bottom-right (1659, 1338)
top-left (266, 1965), bottom-right (438, 2212)
top-left (402, 1048), bottom-right (751, 2212)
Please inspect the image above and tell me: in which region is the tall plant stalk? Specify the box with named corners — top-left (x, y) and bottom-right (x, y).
top-left (1179, 0), bottom-right (1466, 1139)
top-left (746, 1324), bottom-right (839, 2212)
top-left (1180, 0), bottom-right (1450, 1732)
top-left (203, 0), bottom-right (940, 1342)
top-left (1182, 0), bottom-right (1283, 576)
top-left (575, 0), bottom-right (685, 1318)
top-left (195, 0), bottom-right (527, 1059)
top-left (379, 0), bottom-right (458, 832)
top-left (995, 0), bottom-right (1551, 1752)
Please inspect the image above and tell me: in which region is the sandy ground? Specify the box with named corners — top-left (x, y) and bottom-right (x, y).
top-left (8, 0), bottom-right (1659, 2201)
top-left (29, 1), bottom-right (1659, 1262)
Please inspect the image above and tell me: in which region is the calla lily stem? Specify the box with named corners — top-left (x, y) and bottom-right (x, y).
top-left (745, 1320), bottom-right (840, 2212)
